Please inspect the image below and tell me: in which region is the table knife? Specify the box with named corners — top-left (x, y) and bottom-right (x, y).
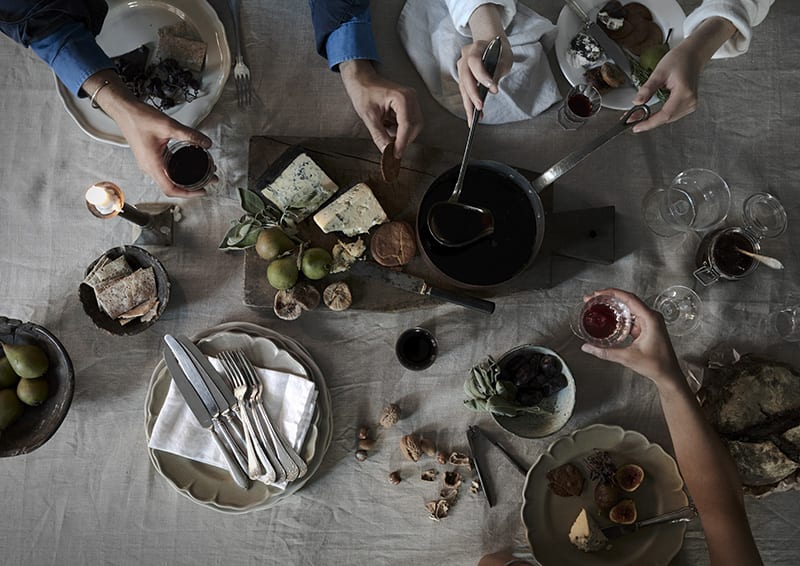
top-left (466, 427), bottom-right (494, 507)
top-left (470, 425), bottom-right (528, 477)
top-left (563, 0), bottom-right (634, 84)
top-left (601, 504), bottom-right (697, 539)
top-left (163, 334), bottom-right (251, 489)
top-left (351, 261), bottom-right (495, 314)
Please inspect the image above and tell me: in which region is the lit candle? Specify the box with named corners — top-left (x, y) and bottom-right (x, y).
top-left (85, 184), bottom-right (121, 215)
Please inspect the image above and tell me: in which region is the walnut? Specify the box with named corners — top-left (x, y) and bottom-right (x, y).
top-left (355, 450), bottom-right (368, 462)
top-left (420, 468), bottom-right (438, 481)
top-left (358, 438), bottom-right (376, 451)
top-left (420, 437), bottom-right (436, 457)
top-left (436, 451), bottom-right (448, 465)
top-left (389, 471), bottom-right (401, 485)
top-left (400, 433), bottom-right (422, 461)
top-left (443, 470), bottom-right (462, 489)
top-left (470, 479), bottom-right (482, 495)
top-left (439, 487), bottom-right (459, 502)
top-left (323, 281), bottom-right (352, 311)
top-left (425, 499), bottom-right (450, 521)
top-left (449, 451), bottom-right (472, 470)
top-left (379, 403), bottom-right (401, 428)
top-left (357, 426), bottom-right (370, 440)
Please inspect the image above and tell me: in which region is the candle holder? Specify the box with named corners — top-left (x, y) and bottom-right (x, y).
top-left (85, 181), bottom-right (175, 246)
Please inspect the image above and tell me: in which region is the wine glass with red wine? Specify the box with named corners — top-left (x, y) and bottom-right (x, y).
top-left (557, 84), bottom-right (601, 130)
top-left (571, 295), bottom-right (633, 347)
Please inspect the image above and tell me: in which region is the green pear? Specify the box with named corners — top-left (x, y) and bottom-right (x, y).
top-left (640, 43), bottom-right (669, 72)
top-left (0, 357), bottom-right (20, 388)
top-left (301, 247), bottom-right (333, 280)
top-left (17, 377), bottom-right (49, 406)
top-left (255, 227), bottom-right (294, 261)
top-left (0, 389), bottom-right (23, 430)
top-left (1, 342), bottom-right (49, 379)
top-left (267, 256), bottom-right (299, 290)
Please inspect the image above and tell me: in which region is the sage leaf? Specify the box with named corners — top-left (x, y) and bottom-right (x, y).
top-left (238, 187), bottom-right (265, 215)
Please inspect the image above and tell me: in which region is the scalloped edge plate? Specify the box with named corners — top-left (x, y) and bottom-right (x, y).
top-left (522, 424), bottom-right (687, 565)
top-left (144, 323), bottom-right (332, 513)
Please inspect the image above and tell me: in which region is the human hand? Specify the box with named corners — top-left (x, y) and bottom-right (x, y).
top-left (579, 288), bottom-right (683, 386)
top-left (339, 60), bottom-right (423, 159)
top-left (456, 34), bottom-right (513, 125)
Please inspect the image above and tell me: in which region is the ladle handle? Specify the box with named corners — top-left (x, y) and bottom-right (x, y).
top-left (450, 37), bottom-right (504, 203)
top-left (531, 105), bottom-right (651, 193)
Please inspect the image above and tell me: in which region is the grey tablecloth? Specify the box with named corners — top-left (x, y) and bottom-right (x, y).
top-left (1, 1), bottom-right (799, 564)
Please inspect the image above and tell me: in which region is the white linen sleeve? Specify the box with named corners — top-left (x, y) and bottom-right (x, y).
top-left (443, 0), bottom-right (517, 37)
top-left (683, 0), bottom-right (774, 58)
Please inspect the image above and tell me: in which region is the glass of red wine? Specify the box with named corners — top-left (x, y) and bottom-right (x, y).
top-left (163, 140), bottom-right (216, 191)
top-left (557, 84), bottom-right (601, 130)
top-left (395, 327), bottom-right (438, 370)
top-left (571, 295), bottom-right (633, 347)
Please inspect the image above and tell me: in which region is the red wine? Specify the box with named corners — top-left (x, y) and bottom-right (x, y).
top-left (165, 144), bottom-right (211, 187)
top-left (712, 231), bottom-right (754, 276)
top-left (396, 328), bottom-right (437, 370)
top-left (582, 303), bottom-right (618, 339)
top-left (568, 94), bottom-right (593, 118)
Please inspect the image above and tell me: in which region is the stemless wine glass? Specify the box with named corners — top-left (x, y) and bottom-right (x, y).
top-left (652, 285), bottom-right (702, 336)
top-left (774, 304), bottom-right (800, 342)
top-left (557, 84), bottom-right (601, 130)
top-left (642, 169), bottom-right (731, 237)
top-left (570, 295), bottom-right (633, 347)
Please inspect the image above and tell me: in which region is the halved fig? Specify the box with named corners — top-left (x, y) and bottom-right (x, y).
top-left (615, 464), bottom-right (645, 492)
top-left (609, 499), bottom-right (638, 525)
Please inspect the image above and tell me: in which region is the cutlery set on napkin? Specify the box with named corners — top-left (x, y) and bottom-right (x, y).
top-left (149, 334), bottom-right (317, 489)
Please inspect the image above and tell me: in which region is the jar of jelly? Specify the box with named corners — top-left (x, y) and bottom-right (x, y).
top-left (693, 193), bottom-right (786, 286)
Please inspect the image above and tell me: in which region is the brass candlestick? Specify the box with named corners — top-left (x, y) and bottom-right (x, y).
top-left (85, 182), bottom-right (175, 246)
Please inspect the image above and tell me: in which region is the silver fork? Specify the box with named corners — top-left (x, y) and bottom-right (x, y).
top-left (232, 349), bottom-right (308, 481)
top-left (218, 351), bottom-right (279, 482)
top-left (228, 0), bottom-right (251, 106)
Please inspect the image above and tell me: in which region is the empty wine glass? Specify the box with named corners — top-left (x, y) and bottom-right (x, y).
top-left (570, 295), bottom-right (633, 347)
top-left (643, 169), bottom-right (731, 237)
top-left (774, 304), bottom-right (800, 342)
top-left (652, 285), bottom-right (702, 336)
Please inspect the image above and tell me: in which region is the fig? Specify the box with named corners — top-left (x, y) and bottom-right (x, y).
top-left (615, 463), bottom-right (645, 492)
top-left (609, 499), bottom-right (638, 525)
top-left (594, 480), bottom-right (622, 512)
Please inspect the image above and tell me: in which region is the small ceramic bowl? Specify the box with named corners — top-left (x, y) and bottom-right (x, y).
top-left (491, 345), bottom-right (576, 438)
top-left (79, 245), bottom-right (170, 336)
top-left (0, 316), bottom-right (75, 457)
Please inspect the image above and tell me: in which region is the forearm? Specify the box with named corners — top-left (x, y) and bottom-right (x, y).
top-left (467, 4), bottom-right (506, 42)
top-left (679, 16), bottom-right (738, 66)
top-left (656, 373), bottom-right (762, 565)
top-left (81, 69), bottom-right (140, 121)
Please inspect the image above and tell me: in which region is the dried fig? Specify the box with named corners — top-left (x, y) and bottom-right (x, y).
top-left (273, 282), bottom-right (320, 320)
top-left (323, 281), bottom-right (352, 311)
top-left (615, 464), bottom-right (645, 492)
top-left (609, 499), bottom-right (637, 525)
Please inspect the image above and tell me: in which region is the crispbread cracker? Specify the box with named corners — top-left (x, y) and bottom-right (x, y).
top-left (95, 267), bottom-right (157, 319)
top-left (381, 142), bottom-right (401, 183)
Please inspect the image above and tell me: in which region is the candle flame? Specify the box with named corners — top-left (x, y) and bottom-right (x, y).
top-left (85, 184), bottom-right (121, 215)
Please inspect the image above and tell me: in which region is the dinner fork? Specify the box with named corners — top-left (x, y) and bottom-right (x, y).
top-left (228, 0), bottom-right (251, 106)
top-left (218, 351), bottom-right (280, 483)
top-left (232, 349), bottom-right (308, 481)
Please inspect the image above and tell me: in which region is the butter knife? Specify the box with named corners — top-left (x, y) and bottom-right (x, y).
top-left (164, 335), bottom-right (251, 489)
top-left (563, 0), bottom-right (634, 84)
top-left (466, 427), bottom-right (494, 507)
top-left (601, 504), bottom-right (697, 539)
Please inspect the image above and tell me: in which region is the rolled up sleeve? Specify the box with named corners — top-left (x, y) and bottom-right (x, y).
top-left (444, 0), bottom-right (517, 37)
top-left (308, 0), bottom-right (379, 70)
top-left (684, 0), bottom-right (774, 58)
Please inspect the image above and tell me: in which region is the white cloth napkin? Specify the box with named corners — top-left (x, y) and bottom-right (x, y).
top-left (398, 0), bottom-right (560, 124)
top-left (149, 356), bottom-right (317, 487)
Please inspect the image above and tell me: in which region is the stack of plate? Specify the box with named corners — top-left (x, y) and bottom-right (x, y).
top-left (144, 322), bottom-right (332, 513)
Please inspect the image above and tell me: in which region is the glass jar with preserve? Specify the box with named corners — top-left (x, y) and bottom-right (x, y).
top-left (693, 193), bottom-right (787, 286)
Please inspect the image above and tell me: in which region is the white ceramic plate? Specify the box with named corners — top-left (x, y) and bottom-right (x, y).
top-left (56, 0), bottom-right (230, 146)
top-left (522, 424), bottom-right (688, 565)
top-left (555, 0), bottom-right (685, 110)
top-left (144, 323), bottom-right (332, 513)
top-left (492, 345), bottom-right (576, 438)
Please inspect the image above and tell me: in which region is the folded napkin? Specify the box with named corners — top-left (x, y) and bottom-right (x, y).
top-left (398, 0), bottom-right (560, 124)
top-left (149, 356), bottom-right (317, 487)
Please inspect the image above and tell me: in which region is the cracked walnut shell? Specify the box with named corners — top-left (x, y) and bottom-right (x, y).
top-left (379, 403), bottom-right (401, 428)
top-left (400, 433), bottom-right (422, 461)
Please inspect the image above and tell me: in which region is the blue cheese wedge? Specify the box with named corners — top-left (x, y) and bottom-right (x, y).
top-left (569, 508), bottom-right (609, 552)
top-left (567, 32), bottom-right (603, 69)
top-left (313, 182), bottom-right (388, 237)
top-left (261, 153), bottom-right (338, 222)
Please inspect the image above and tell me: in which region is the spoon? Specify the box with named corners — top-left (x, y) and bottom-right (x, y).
top-left (428, 36), bottom-right (503, 248)
top-left (735, 247), bottom-right (784, 270)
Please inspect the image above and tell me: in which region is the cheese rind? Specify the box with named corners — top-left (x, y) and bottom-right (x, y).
top-left (568, 508), bottom-right (609, 552)
top-left (313, 182), bottom-right (388, 236)
top-left (261, 153), bottom-right (338, 222)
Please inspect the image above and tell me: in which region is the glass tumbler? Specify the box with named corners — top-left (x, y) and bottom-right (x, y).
top-left (558, 84), bottom-right (601, 130)
top-left (163, 140), bottom-right (216, 191)
top-left (652, 285), bottom-right (702, 336)
top-left (774, 305), bottom-right (800, 342)
top-left (571, 295), bottom-right (633, 347)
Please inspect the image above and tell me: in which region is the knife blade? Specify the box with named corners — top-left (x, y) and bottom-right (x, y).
top-left (470, 425), bottom-right (528, 476)
top-left (601, 504), bottom-right (697, 539)
top-left (563, 0), bottom-right (634, 84)
top-left (466, 427), bottom-right (494, 507)
top-left (174, 335), bottom-right (237, 415)
top-left (163, 334), bottom-right (251, 489)
top-left (351, 261), bottom-right (495, 315)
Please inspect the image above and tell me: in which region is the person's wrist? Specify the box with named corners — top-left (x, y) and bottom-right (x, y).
top-left (339, 59), bottom-right (377, 85)
top-left (684, 16), bottom-right (737, 63)
top-left (467, 4), bottom-right (505, 42)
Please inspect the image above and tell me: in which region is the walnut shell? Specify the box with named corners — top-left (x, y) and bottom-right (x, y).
top-left (369, 221), bottom-right (416, 267)
top-left (379, 403), bottom-right (401, 428)
top-left (323, 281), bottom-right (352, 311)
top-left (400, 433), bottom-right (422, 461)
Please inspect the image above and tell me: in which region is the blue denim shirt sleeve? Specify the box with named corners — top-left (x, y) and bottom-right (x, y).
top-left (29, 21), bottom-right (113, 96)
top-left (324, 11), bottom-right (379, 70)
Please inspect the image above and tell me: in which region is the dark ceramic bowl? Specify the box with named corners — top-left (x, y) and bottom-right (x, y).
top-left (0, 316), bottom-right (75, 456)
top-left (79, 245), bottom-right (170, 336)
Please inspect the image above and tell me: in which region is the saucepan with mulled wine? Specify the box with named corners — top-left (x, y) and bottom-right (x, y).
top-left (417, 105), bottom-right (651, 289)
top-left (693, 192), bottom-right (787, 286)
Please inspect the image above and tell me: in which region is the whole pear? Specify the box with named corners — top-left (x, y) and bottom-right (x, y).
top-left (0, 389), bottom-right (23, 430)
top-left (255, 227), bottom-right (294, 261)
top-left (0, 357), bottom-right (20, 388)
top-left (17, 377), bottom-right (49, 406)
top-left (1, 342), bottom-right (49, 379)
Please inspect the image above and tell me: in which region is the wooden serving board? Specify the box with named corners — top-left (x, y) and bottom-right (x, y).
top-left (243, 136), bottom-right (608, 312)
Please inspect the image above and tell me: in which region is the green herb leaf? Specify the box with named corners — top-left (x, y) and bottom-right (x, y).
top-left (238, 187), bottom-right (265, 215)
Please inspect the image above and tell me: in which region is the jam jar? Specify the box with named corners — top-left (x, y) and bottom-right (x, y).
top-left (693, 193), bottom-right (787, 286)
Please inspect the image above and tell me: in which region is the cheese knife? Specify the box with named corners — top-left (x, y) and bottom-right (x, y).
top-left (563, 0), bottom-right (634, 84)
top-left (163, 334), bottom-right (251, 489)
top-left (601, 504), bottom-right (697, 539)
top-left (351, 261), bottom-right (495, 314)
top-left (466, 426), bottom-right (494, 507)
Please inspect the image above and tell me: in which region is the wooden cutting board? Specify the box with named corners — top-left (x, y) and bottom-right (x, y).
top-left (243, 136), bottom-right (587, 312)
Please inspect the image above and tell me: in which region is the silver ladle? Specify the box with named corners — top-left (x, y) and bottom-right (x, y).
top-left (428, 37), bottom-right (503, 248)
